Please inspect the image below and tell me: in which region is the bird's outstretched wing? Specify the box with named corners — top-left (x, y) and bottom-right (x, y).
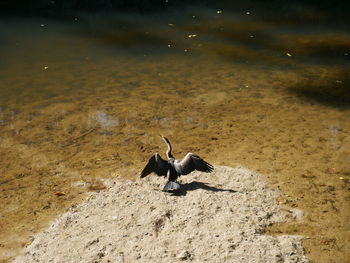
top-left (140, 153), bottom-right (168, 178)
top-left (175, 153), bottom-right (214, 175)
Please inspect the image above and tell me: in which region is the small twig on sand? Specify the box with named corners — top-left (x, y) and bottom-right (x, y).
top-left (62, 127), bottom-right (96, 147)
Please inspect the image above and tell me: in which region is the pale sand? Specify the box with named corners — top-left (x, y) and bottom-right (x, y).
top-left (14, 166), bottom-right (308, 263)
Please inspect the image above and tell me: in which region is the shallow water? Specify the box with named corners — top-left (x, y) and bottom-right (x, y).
top-left (0, 6), bottom-right (349, 263)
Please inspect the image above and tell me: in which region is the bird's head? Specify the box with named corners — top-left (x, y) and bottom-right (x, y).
top-left (160, 135), bottom-right (170, 144)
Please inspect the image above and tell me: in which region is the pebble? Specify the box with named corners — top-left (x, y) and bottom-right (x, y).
top-left (177, 250), bottom-right (191, 260)
top-left (290, 209), bottom-right (304, 220)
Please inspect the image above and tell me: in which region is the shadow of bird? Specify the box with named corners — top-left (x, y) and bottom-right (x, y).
top-left (170, 181), bottom-right (239, 196)
top-left (140, 136), bottom-right (214, 191)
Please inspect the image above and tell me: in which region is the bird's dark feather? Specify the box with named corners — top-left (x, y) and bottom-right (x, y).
top-left (140, 153), bottom-right (168, 178)
top-left (176, 153), bottom-right (214, 175)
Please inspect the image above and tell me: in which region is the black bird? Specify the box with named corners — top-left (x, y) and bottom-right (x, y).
top-left (140, 136), bottom-right (214, 191)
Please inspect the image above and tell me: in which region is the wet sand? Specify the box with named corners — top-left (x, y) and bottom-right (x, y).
top-left (0, 8), bottom-right (349, 263)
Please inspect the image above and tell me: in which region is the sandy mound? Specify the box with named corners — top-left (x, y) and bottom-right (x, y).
top-left (14, 166), bottom-right (308, 263)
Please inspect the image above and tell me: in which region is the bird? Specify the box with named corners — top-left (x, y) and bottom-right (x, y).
top-left (140, 135), bottom-right (214, 191)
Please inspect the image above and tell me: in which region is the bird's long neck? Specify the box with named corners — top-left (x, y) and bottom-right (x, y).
top-left (162, 136), bottom-right (174, 160)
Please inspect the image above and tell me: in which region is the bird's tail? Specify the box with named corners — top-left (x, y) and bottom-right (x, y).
top-left (162, 181), bottom-right (180, 192)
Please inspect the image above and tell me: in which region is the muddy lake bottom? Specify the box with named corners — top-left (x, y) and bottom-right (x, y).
top-left (0, 8), bottom-right (349, 263)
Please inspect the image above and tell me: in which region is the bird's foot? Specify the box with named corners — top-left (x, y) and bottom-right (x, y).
top-left (162, 181), bottom-right (180, 192)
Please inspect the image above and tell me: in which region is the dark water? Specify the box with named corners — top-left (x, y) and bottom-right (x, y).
top-left (0, 4), bottom-right (349, 263)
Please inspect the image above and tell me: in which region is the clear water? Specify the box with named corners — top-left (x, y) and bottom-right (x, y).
top-left (0, 6), bottom-right (349, 262)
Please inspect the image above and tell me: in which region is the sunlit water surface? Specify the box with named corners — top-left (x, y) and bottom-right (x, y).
top-left (0, 7), bottom-right (349, 263)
